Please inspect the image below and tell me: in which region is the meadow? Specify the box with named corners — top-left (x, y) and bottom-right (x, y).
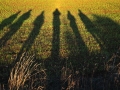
top-left (0, 0), bottom-right (120, 89)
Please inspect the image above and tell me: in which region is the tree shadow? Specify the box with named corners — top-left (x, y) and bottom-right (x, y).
top-left (0, 11), bottom-right (21, 30)
top-left (16, 11), bottom-right (44, 61)
top-left (92, 15), bottom-right (120, 54)
top-left (51, 8), bottom-right (61, 60)
top-left (0, 10), bottom-right (31, 48)
top-left (67, 11), bottom-right (89, 60)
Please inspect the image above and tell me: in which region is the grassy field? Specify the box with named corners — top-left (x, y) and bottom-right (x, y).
top-left (0, 0), bottom-right (120, 71)
top-left (0, 0), bottom-right (120, 89)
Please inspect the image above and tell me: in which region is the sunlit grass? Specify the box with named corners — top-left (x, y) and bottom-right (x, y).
top-left (0, 0), bottom-right (120, 67)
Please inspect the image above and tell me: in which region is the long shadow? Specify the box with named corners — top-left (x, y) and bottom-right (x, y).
top-left (67, 11), bottom-right (88, 59)
top-left (16, 11), bottom-right (44, 61)
top-left (65, 30), bottom-right (79, 57)
top-left (0, 10), bottom-right (31, 48)
top-left (79, 10), bottom-right (120, 54)
top-left (51, 9), bottom-right (61, 60)
top-left (45, 9), bottom-right (61, 90)
top-left (0, 11), bottom-right (21, 30)
top-left (64, 30), bottom-right (84, 69)
top-left (78, 10), bottom-right (104, 52)
top-left (92, 15), bottom-right (120, 53)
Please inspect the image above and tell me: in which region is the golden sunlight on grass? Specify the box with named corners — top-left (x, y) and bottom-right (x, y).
top-left (0, 0), bottom-right (120, 63)
top-left (0, 0), bottom-right (120, 89)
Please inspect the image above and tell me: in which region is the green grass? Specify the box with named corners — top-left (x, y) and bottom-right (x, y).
top-left (0, 0), bottom-right (120, 73)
